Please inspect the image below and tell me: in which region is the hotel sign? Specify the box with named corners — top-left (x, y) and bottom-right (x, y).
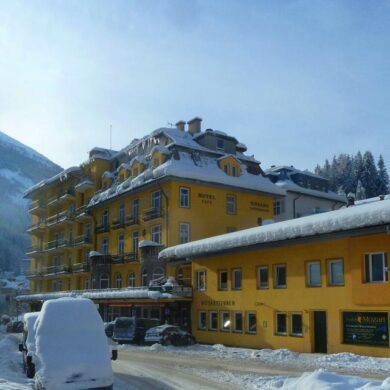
top-left (249, 201), bottom-right (270, 212)
top-left (343, 311), bottom-right (389, 346)
top-left (198, 193), bottom-right (216, 205)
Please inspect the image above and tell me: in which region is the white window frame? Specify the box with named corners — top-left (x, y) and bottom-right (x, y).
top-left (115, 273), bottom-right (122, 289)
top-left (118, 234), bottom-right (125, 256)
top-left (290, 312), bottom-right (303, 336)
top-left (246, 312), bottom-right (257, 334)
top-left (226, 195), bottom-right (236, 215)
top-left (151, 224), bottom-right (162, 244)
top-left (274, 264), bottom-right (287, 288)
top-left (128, 272), bottom-right (135, 288)
top-left (328, 259), bottom-right (344, 286)
top-left (306, 261), bottom-right (321, 287)
top-left (365, 252), bottom-right (388, 283)
top-left (119, 204), bottom-right (125, 224)
top-left (132, 231), bottom-right (139, 254)
top-left (216, 138), bottom-right (224, 151)
top-left (221, 311), bottom-right (230, 331)
top-left (151, 190), bottom-right (162, 209)
top-left (101, 238), bottom-right (109, 255)
top-left (257, 266), bottom-right (269, 289)
top-left (273, 199), bottom-right (285, 216)
top-left (196, 270), bottom-right (207, 291)
top-left (132, 199), bottom-right (139, 219)
top-left (179, 222), bottom-right (190, 244)
top-left (232, 268), bottom-right (242, 290)
top-left (179, 187), bottom-right (190, 208)
top-left (100, 273), bottom-right (109, 289)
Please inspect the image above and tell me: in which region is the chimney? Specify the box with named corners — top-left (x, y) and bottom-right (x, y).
top-left (346, 193), bottom-right (355, 207)
top-left (187, 117), bottom-right (202, 135)
top-left (175, 120), bottom-right (186, 131)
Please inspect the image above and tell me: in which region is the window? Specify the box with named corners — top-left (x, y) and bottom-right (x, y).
top-left (247, 312), bottom-right (257, 334)
top-left (234, 312), bottom-right (243, 332)
top-left (232, 268), bottom-right (242, 290)
top-left (216, 138), bottom-right (224, 151)
top-left (226, 195), bottom-right (236, 215)
top-left (119, 204), bottom-right (125, 224)
top-left (221, 312), bottom-right (230, 331)
top-left (179, 223), bottom-right (190, 244)
top-left (118, 234), bottom-right (124, 256)
top-left (219, 270), bottom-right (228, 290)
top-left (128, 272), bottom-right (135, 287)
top-left (131, 231), bottom-right (139, 257)
top-left (141, 268), bottom-right (148, 287)
top-left (115, 273), bottom-right (122, 288)
top-left (152, 191), bottom-right (161, 209)
top-left (179, 187), bottom-right (190, 208)
top-left (210, 312), bottom-right (218, 330)
top-left (100, 273), bottom-right (109, 289)
top-left (274, 264), bottom-right (287, 288)
top-left (102, 210), bottom-right (109, 228)
top-left (151, 225), bottom-right (162, 244)
top-left (101, 238), bottom-right (109, 255)
top-left (85, 223), bottom-right (91, 240)
top-left (290, 313), bottom-right (303, 336)
top-left (223, 164), bottom-right (229, 174)
top-left (328, 259), bottom-right (344, 286)
top-left (276, 312), bottom-right (287, 335)
top-left (132, 199), bottom-right (139, 220)
top-left (198, 311), bottom-right (207, 330)
top-left (273, 200), bottom-right (285, 216)
top-left (257, 266), bottom-right (269, 289)
top-left (365, 253), bottom-right (388, 283)
top-left (196, 270), bottom-right (207, 291)
top-left (307, 261), bottom-right (321, 287)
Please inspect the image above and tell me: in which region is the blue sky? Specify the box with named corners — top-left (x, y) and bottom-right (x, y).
top-left (0, 0), bottom-right (389, 170)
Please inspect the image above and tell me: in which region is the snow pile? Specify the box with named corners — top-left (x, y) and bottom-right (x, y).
top-left (23, 312), bottom-right (39, 354)
top-left (160, 198), bottom-right (390, 259)
top-left (34, 298), bottom-right (113, 390)
top-left (251, 348), bottom-right (299, 362)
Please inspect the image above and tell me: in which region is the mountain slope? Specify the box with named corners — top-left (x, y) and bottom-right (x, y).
top-left (0, 131), bottom-right (62, 273)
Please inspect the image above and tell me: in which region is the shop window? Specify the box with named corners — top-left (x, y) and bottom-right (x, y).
top-left (128, 272), bottom-right (135, 288)
top-left (115, 273), bottom-right (122, 289)
top-left (276, 312), bottom-right (287, 335)
top-left (290, 313), bottom-right (303, 336)
top-left (306, 261), bottom-right (321, 287)
top-left (151, 225), bottom-right (162, 244)
top-left (274, 264), bottom-right (287, 288)
top-left (364, 252), bottom-right (388, 283)
top-left (246, 312), bottom-right (257, 334)
top-left (221, 312), bottom-right (230, 331)
top-left (209, 311), bottom-right (218, 331)
top-left (257, 266), bottom-right (269, 289)
top-left (179, 223), bottom-right (190, 244)
top-left (232, 268), bottom-right (242, 290)
top-left (179, 187), bottom-right (190, 208)
top-left (226, 195), bottom-right (236, 215)
top-left (198, 311), bottom-right (207, 330)
top-left (196, 270), bottom-right (207, 291)
top-left (100, 273), bottom-right (109, 289)
top-left (328, 259), bottom-right (344, 286)
top-left (219, 270), bottom-right (228, 290)
top-left (234, 312), bottom-right (243, 333)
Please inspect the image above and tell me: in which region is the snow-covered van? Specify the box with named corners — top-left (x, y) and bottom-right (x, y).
top-left (31, 297), bottom-right (117, 390)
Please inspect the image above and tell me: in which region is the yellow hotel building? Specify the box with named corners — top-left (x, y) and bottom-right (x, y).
top-left (22, 118), bottom-right (284, 324)
top-left (160, 198), bottom-right (390, 357)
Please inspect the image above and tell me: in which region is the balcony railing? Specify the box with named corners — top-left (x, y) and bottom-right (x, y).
top-left (27, 221), bottom-right (46, 233)
top-left (26, 245), bottom-right (43, 255)
top-left (74, 205), bottom-right (91, 219)
top-left (125, 215), bottom-right (139, 226)
top-left (45, 265), bottom-right (71, 275)
top-left (72, 262), bottom-right (90, 273)
top-left (95, 223), bottom-right (110, 234)
top-left (111, 219), bottom-right (125, 230)
top-left (143, 207), bottom-right (163, 222)
top-left (28, 200), bottom-right (45, 213)
top-left (73, 235), bottom-right (92, 246)
top-left (45, 239), bottom-right (71, 251)
top-left (25, 269), bottom-right (44, 278)
top-left (46, 210), bottom-right (74, 227)
top-left (89, 254), bottom-right (112, 265)
top-left (47, 189), bottom-right (75, 206)
top-left (124, 252), bottom-right (138, 262)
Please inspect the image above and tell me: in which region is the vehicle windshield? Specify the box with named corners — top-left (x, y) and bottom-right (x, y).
top-left (115, 318), bottom-right (134, 329)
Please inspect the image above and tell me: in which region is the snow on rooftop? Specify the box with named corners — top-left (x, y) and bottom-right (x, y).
top-left (354, 194), bottom-right (390, 206)
top-left (139, 240), bottom-right (162, 248)
top-left (150, 145), bottom-right (171, 156)
top-left (159, 198), bottom-right (390, 260)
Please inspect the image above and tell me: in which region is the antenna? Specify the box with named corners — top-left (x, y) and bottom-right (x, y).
top-left (110, 124), bottom-right (112, 150)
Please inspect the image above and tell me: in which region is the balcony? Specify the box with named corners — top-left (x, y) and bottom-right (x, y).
top-left (111, 219), bottom-right (125, 230)
top-left (72, 262), bottom-right (90, 273)
top-left (95, 224), bottom-right (110, 234)
top-left (28, 200), bottom-right (46, 214)
top-left (27, 221), bottom-right (46, 234)
top-left (143, 207), bottom-right (163, 222)
top-left (44, 265), bottom-right (71, 276)
top-left (124, 252), bottom-right (138, 262)
top-left (74, 205), bottom-right (92, 220)
top-left (25, 269), bottom-right (44, 278)
top-left (73, 235), bottom-right (93, 247)
top-left (47, 189), bottom-right (75, 207)
top-left (26, 245), bottom-right (44, 256)
top-left (125, 215), bottom-right (139, 227)
top-left (90, 254), bottom-right (112, 265)
top-left (44, 238), bottom-right (72, 252)
top-left (46, 211), bottom-right (74, 228)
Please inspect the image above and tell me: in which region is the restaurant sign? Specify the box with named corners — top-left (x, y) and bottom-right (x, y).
top-left (343, 311), bottom-right (389, 346)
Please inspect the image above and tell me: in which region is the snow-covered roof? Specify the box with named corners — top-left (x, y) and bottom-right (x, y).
top-left (102, 171), bottom-right (114, 180)
top-left (275, 179), bottom-right (346, 203)
top-left (24, 166), bottom-right (82, 197)
top-left (139, 240), bottom-right (163, 248)
top-left (266, 165), bottom-right (327, 180)
top-left (159, 198), bottom-right (390, 260)
top-left (129, 155), bottom-right (147, 166)
top-left (117, 162), bottom-right (131, 171)
top-left (354, 194), bottom-right (390, 206)
top-left (150, 145), bottom-right (171, 156)
top-left (88, 151), bottom-right (284, 207)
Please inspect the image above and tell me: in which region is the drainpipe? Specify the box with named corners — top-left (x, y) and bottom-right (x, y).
top-left (293, 194), bottom-right (302, 219)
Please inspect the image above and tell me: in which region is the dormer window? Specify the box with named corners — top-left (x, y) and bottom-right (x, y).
top-left (216, 138), bottom-right (224, 151)
top-left (218, 155), bottom-right (241, 177)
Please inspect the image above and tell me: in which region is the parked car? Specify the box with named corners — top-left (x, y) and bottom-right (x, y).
top-left (104, 321), bottom-right (115, 338)
top-left (144, 325), bottom-right (195, 346)
top-left (7, 320), bottom-right (24, 333)
top-left (112, 317), bottom-right (160, 344)
top-left (26, 297), bottom-right (117, 390)
top-left (18, 312), bottom-right (40, 378)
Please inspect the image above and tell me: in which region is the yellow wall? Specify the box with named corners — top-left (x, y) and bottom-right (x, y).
top-left (191, 233), bottom-right (390, 357)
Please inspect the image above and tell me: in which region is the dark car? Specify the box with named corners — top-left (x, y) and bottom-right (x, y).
top-left (104, 321), bottom-right (115, 338)
top-left (7, 320), bottom-right (24, 333)
top-left (145, 325), bottom-right (195, 346)
top-left (112, 317), bottom-right (160, 344)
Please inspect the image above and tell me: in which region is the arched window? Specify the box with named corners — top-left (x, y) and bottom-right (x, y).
top-left (115, 272), bottom-right (122, 289)
top-left (128, 272), bottom-right (136, 288)
top-left (100, 273), bottom-right (109, 289)
top-left (152, 267), bottom-right (165, 281)
top-left (141, 268), bottom-right (148, 287)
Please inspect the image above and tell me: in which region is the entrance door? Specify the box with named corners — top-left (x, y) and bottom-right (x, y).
top-left (313, 311), bottom-right (327, 353)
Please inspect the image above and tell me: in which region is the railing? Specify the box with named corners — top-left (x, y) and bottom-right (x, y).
top-left (28, 199), bottom-right (45, 212)
top-left (45, 265), bottom-right (71, 275)
top-left (25, 269), bottom-right (44, 278)
top-left (143, 207), bottom-right (163, 222)
top-left (111, 254), bottom-right (124, 263)
top-left (26, 245), bottom-right (43, 255)
top-left (74, 205), bottom-right (91, 218)
top-left (95, 224), bottom-right (110, 234)
top-left (73, 235), bottom-right (92, 246)
top-left (72, 262), bottom-right (90, 273)
top-left (45, 239), bottom-right (71, 251)
top-left (46, 210), bottom-right (74, 227)
top-left (125, 215), bottom-right (139, 226)
top-left (47, 189), bottom-right (76, 205)
top-left (111, 219), bottom-right (125, 230)
top-left (124, 252), bottom-right (138, 262)
top-left (27, 221), bottom-right (46, 232)
top-left (89, 254), bottom-right (112, 265)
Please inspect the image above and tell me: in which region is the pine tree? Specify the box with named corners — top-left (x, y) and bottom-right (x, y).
top-left (376, 155), bottom-right (389, 195)
top-left (361, 151), bottom-right (378, 198)
top-left (355, 180), bottom-right (366, 200)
